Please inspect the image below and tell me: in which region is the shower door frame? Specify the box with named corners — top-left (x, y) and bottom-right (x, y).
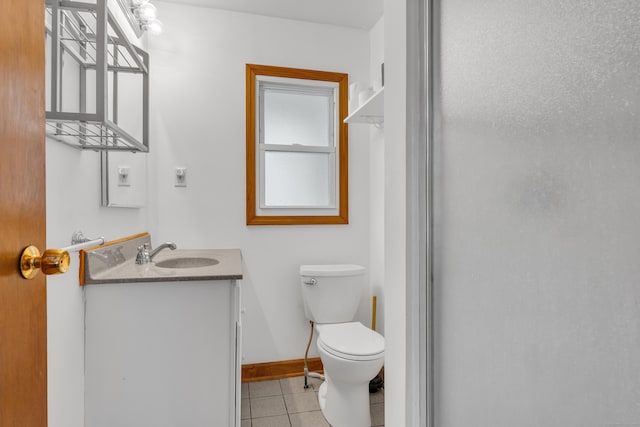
top-left (406, 0), bottom-right (433, 426)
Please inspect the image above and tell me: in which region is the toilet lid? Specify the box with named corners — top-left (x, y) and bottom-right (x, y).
top-left (316, 322), bottom-right (384, 361)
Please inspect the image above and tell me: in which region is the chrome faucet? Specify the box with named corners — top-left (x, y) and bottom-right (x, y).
top-left (136, 242), bottom-right (177, 264)
top-left (150, 242), bottom-right (177, 260)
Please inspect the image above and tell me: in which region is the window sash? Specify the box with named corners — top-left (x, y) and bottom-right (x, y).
top-left (258, 148), bottom-right (337, 210)
top-left (256, 79), bottom-right (339, 212)
top-left (258, 82), bottom-right (337, 149)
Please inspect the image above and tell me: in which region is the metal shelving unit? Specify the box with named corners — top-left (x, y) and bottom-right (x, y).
top-left (45, 0), bottom-right (149, 152)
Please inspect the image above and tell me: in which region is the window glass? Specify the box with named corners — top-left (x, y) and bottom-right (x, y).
top-left (263, 88), bottom-right (332, 147)
top-left (263, 151), bottom-right (331, 207)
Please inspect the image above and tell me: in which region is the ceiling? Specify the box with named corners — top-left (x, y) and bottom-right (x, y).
top-left (162, 0), bottom-right (384, 30)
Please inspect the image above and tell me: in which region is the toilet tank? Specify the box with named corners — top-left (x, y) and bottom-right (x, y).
top-left (299, 264), bottom-right (366, 324)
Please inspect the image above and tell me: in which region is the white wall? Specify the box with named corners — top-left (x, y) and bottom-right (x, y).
top-left (383, 0), bottom-right (408, 425)
top-left (46, 7), bottom-right (150, 425)
top-left (369, 17), bottom-right (386, 336)
top-left (46, 142), bottom-right (148, 427)
top-left (147, 2), bottom-right (372, 363)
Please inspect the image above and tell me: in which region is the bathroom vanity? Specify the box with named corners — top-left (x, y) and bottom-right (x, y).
top-left (81, 234), bottom-right (242, 427)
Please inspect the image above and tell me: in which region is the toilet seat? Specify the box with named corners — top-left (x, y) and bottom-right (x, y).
top-left (316, 322), bottom-right (384, 361)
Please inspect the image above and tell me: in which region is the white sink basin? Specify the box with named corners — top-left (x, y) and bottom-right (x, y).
top-left (154, 257), bottom-right (219, 269)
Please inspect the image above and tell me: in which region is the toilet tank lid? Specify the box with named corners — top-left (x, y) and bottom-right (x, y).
top-left (300, 264), bottom-right (365, 277)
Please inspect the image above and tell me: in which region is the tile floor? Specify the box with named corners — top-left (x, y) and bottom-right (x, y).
top-left (241, 375), bottom-right (384, 427)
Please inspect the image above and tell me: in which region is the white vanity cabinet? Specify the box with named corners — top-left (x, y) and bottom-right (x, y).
top-left (84, 279), bottom-right (242, 427)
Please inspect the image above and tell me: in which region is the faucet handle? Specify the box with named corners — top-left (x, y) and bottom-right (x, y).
top-left (135, 243), bottom-right (151, 264)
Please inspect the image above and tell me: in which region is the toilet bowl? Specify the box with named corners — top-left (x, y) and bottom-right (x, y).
top-left (315, 322), bottom-right (384, 427)
top-left (299, 264), bottom-right (385, 427)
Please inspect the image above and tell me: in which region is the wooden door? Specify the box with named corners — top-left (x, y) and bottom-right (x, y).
top-left (0, 1), bottom-right (47, 426)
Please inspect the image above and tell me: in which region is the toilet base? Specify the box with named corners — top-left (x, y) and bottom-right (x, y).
top-left (317, 374), bottom-right (372, 427)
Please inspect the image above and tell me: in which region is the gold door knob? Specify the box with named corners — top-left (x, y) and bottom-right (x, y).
top-left (20, 245), bottom-right (71, 279)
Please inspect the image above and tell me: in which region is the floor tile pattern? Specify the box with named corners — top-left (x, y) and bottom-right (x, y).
top-left (242, 375), bottom-right (384, 427)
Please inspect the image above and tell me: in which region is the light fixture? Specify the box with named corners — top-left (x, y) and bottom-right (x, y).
top-left (130, 0), bottom-right (162, 35)
top-left (142, 19), bottom-right (163, 35)
top-left (134, 3), bottom-right (156, 21)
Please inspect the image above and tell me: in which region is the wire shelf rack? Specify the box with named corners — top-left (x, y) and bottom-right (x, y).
top-left (46, 120), bottom-right (147, 152)
top-left (45, 0), bottom-right (149, 152)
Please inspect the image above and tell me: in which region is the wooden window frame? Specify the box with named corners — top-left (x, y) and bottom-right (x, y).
top-left (246, 64), bottom-right (349, 225)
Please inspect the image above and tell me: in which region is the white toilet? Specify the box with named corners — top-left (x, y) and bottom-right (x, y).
top-left (299, 264), bottom-right (384, 427)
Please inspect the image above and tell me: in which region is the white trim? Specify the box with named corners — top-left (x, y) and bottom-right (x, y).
top-left (233, 280), bottom-right (242, 427)
top-left (257, 74), bottom-right (339, 89)
top-left (260, 144), bottom-right (334, 153)
top-left (255, 77), bottom-right (340, 215)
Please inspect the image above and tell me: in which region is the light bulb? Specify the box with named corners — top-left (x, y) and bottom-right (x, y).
top-left (134, 3), bottom-right (156, 21)
top-left (143, 19), bottom-right (163, 35)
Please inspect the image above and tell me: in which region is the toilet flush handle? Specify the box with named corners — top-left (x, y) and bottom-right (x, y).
top-left (303, 278), bottom-right (317, 286)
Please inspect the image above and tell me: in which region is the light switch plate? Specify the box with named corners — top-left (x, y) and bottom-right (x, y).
top-left (118, 166), bottom-right (131, 187)
top-left (175, 167), bottom-right (187, 187)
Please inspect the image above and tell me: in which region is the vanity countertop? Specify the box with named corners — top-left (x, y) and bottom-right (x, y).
top-left (81, 233), bottom-right (242, 285)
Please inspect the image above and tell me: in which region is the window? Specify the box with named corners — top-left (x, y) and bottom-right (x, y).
top-left (246, 64), bottom-right (349, 225)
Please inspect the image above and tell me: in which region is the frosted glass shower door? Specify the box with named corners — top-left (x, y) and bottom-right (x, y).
top-left (434, 1), bottom-right (640, 426)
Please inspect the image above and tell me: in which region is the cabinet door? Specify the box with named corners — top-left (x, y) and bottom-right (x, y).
top-left (85, 281), bottom-right (233, 427)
